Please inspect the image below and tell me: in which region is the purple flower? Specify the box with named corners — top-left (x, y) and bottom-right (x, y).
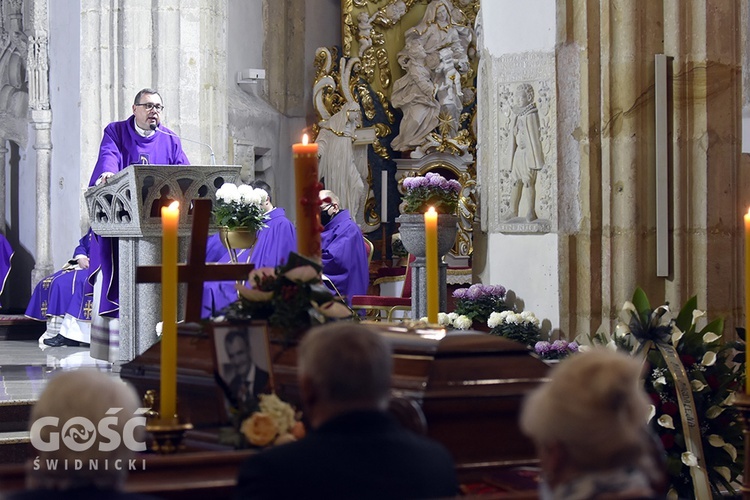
top-left (551, 340), bottom-right (569, 352)
top-left (452, 288), bottom-right (468, 299)
top-left (567, 341), bottom-right (579, 352)
top-left (466, 284), bottom-right (485, 300)
top-left (447, 179), bottom-right (461, 192)
top-left (403, 177), bottom-right (414, 190)
top-left (535, 341), bottom-right (551, 354)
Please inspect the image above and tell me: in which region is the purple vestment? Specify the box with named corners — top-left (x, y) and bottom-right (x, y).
top-left (201, 208), bottom-right (297, 319)
top-left (321, 209), bottom-right (369, 305)
top-left (88, 115), bottom-right (189, 317)
top-left (25, 230), bottom-right (93, 321)
top-left (0, 235), bottom-right (12, 308)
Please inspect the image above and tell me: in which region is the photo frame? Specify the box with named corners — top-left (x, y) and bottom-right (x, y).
top-left (211, 322), bottom-right (275, 407)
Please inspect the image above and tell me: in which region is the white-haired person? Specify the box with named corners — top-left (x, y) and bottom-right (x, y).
top-left (520, 348), bottom-right (667, 499)
top-left (8, 370), bottom-right (158, 500)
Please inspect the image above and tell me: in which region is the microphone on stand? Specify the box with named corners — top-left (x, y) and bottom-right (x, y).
top-left (150, 123), bottom-right (216, 165)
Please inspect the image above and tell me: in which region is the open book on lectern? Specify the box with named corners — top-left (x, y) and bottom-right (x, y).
top-left (84, 164), bottom-right (242, 238)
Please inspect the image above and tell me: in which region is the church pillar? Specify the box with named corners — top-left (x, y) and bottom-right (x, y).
top-left (27, 1), bottom-right (54, 286)
top-left (560, 0), bottom-right (743, 336)
top-left (264, 0), bottom-right (306, 117)
top-left (662, 1), bottom-right (744, 331)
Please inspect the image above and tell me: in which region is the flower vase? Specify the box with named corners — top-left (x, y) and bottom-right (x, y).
top-left (219, 226), bottom-right (257, 263)
top-left (395, 213), bottom-right (458, 258)
top-left (395, 213), bottom-right (458, 319)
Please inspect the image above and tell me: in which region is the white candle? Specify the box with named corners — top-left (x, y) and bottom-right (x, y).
top-left (381, 170), bottom-right (388, 223)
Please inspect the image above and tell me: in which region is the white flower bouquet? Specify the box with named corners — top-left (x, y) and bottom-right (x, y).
top-left (213, 182), bottom-right (270, 232)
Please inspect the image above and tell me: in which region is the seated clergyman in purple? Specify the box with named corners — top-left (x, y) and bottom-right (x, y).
top-left (26, 229), bottom-right (94, 348)
top-left (319, 189), bottom-right (369, 306)
top-left (86, 87), bottom-right (190, 361)
top-left (0, 234), bottom-right (12, 309)
top-left (201, 180), bottom-right (297, 319)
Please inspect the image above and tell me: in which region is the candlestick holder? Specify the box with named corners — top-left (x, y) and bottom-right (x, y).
top-left (733, 392), bottom-right (750, 499)
top-left (142, 389), bottom-right (193, 454)
top-left (146, 418), bottom-right (194, 454)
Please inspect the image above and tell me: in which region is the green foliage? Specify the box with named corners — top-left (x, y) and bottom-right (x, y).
top-left (608, 288), bottom-right (745, 499)
top-left (225, 253), bottom-right (355, 340)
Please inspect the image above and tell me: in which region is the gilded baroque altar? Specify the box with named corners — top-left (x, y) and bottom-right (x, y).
top-left (312, 0), bottom-right (480, 258)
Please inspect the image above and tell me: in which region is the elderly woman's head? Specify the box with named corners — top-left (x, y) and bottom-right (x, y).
top-left (520, 349), bottom-right (653, 484)
top-left (26, 370), bottom-right (144, 491)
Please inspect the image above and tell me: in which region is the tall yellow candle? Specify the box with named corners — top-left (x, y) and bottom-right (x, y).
top-left (745, 208), bottom-right (750, 394)
top-left (293, 134), bottom-right (322, 262)
top-left (425, 206), bottom-right (439, 324)
top-left (161, 201), bottom-right (179, 421)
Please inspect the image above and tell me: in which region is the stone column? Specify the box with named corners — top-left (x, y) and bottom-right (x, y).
top-left (26, 1), bottom-right (54, 286)
top-left (30, 109), bottom-right (54, 285)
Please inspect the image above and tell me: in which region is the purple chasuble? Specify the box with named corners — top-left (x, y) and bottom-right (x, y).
top-left (0, 235), bottom-right (12, 308)
top-left (25, 229), bottom-right (93, 320)
top-left (88, 116), bottom-right (189, 317)
top-left (321, 209), bottom-right (369, 305)
top-left (201, 208), bottom-right (297, 319)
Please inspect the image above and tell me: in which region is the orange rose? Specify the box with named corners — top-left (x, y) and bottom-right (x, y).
top-left (241, 412), bottom-right (278, 446)
top-left (290, 420), bottom-right (306, 440)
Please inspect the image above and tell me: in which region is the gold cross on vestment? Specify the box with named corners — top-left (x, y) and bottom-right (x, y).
top-left (136, 198), bottom-right (254, 323)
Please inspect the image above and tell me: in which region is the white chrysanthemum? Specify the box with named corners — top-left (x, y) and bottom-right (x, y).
top-left (217, 182), bottom-right (240, 203)
top-left (419, 316), bottom-right (428, 323)
top-left (519, 311), bottom-right (540, 327)
top-left (256, 187), bottom-right (269, 204)
top-left (606, 340), bottom-right (618, 351)
top-left (453, 315), bottom-right (472, 330)
top-left (498, 310), bottom-right (514, 321)
top-left (447, 312), bottom-right (458, 321)
top-left (487, 311), bottom-right (502, 328)
top-left (723, 443), bottom-right (737, 461)
top-left (657, 415), bottom-right (675, 429)
top-left (690, 379), bottom-right (706, 391)
top-left (237, 183), bottom-right (254, 202)
top-left (714, 466), bottom-right (731, 482)
top-left (654, 376), bottom-right (667, 386)
top-left (437, 312), bottom-right (450, 326)
top-left (701, 351), bottom-right (717, 366)
top-left (706, 405), bottom-right (724, 419)
top-left (671, 325), bottom-right (684, 346)
top-left (702, 332), bottom-right (720, 344)
top-left (155, 322), bottom-right (163, 336)
top-left (506, 313), bottom-right (522, 325)
top-left (647, 405), bottom-right (656, 423)
top-left (708, 434), bottom-right (725, 447)
top-left (691, 309), bottom-right (706, 327)
top-left (681, 452), bottom-right (698, 467)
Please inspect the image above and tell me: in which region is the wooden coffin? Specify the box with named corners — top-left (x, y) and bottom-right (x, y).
top-left (120, 321), bottom-right (550, 477)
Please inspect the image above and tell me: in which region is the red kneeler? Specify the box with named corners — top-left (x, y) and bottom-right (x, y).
top-left (351, 255), bottom-right (414, 321)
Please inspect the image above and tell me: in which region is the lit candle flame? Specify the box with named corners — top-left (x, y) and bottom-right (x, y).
top-left (169, 200), bottom-right (179, 210)
top-left (302, 134), bottom-right (309, 145)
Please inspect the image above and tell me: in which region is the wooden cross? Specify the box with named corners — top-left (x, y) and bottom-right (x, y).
top-left (136, 198), bottom-right (254, 323)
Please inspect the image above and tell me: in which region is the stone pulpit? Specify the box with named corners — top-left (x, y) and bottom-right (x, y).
top-left (84, 164), bottom-right (241, 364)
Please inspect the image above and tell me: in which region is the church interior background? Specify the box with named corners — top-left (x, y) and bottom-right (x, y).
top-left (0, 0), bottom-right (748, 343)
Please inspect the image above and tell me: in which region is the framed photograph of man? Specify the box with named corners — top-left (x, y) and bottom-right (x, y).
top-left (212, 322), bottom-right (274, 406)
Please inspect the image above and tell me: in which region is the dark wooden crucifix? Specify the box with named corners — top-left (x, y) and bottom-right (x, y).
top-left (136, 198), bottom-right (254, 322)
